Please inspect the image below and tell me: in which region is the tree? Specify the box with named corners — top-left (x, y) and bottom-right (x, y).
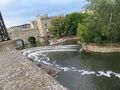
top-left (49, 16), bottom-right (65, 37)
top-left (77, 23), bottom-right (88, 42)
top-left (64, 12), bottom-right (86, 36)
top-left (85, 0), bottom-right (120, 43)
top-left (49, 12), bottom-right (89, 38)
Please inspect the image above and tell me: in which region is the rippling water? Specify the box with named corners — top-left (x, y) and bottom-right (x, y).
top-left (48, 52), bottom-right (120, 90)
top-left (22, 48), bottom-right (120, 90)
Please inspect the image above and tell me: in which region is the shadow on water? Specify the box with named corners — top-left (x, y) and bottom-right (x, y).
top-left (17, 41), bottom-right (49, 50)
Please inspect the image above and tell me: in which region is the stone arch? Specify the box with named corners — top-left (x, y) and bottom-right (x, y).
top-left (28, 36), bottom-right (37, 47)
top-left (28, 36), bottom-right (36, 43)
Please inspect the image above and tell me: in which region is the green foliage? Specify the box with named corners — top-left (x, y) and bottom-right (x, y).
top-left (77, 23), bottom-right (88, 42)
top-left (48, 0), bottom-right (120, 43)
top-left (49, 16), bottom-right (65, 37)
top-left (64, 12), bottom-right (87, 36)
top-left (49, 12), bottom-right (89, 37)
top-left (85, 0), bottom-right (120, 43)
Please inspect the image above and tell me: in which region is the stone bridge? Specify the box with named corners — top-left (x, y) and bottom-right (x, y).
top-left (8, 15), bottom-right (52, 44)
top-left (8, 28), bottom-right (40, 44)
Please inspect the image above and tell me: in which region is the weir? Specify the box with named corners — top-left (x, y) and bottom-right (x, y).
top-left (22, 45), bottom-right (120, 79)
top-left (22, 45), bottom-right (82, 54)
top-left (21, 44), bottom-right (120, 90)
top-left (22, 45), bottom-right (82, 76)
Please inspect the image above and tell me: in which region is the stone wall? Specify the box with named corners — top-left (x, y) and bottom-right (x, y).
top-left (0, 40), bottom-right (16, 51)
top-left (87, 43), bottom-right (120, 53)
top-left (7, 15), bottom-right (52, 43)
top-left (0, 40), bottom-right (68, 90)
top-left (8, 28), bottom-right (40, 43)
top-left (37, 16), bottom-right (51, 37)
top-left (0, 50), bottom-right (68, 90)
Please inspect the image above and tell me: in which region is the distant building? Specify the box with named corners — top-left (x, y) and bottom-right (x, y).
top-left (9, 24), bottom-right (31, 30)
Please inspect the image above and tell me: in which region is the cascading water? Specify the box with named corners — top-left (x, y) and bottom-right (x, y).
top-left (22, 45), bottom-right (120, 90)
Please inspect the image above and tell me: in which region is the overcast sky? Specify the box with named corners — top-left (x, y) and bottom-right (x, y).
top-left (0, 0), bottom-right (86, 28)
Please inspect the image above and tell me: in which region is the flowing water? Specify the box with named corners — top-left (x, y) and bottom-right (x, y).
top-left (52, 52), bottom-right (120, 90)
top-left (22, 46), bottom-right (120, 90)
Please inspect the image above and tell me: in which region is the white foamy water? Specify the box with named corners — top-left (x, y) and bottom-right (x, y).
top-left (113, 72), bottom-right (120, 78)
top-left (81, 71), bottom-right (96, 75)
top-left (96, 71), bottom-right (113, 77)
top-left (22, 49), bottom-right (120, 79)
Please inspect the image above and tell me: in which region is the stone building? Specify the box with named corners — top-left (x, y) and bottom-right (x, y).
top-left (30, 20), bottom-right (38, 29)
top-left (37, 15), bottom-right (51, 37)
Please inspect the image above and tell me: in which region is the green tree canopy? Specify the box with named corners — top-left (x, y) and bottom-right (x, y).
top-left (49, 12), bottom-right (89, 38)
top-left (49, 16), bottom-right (65, 37)
top-left (85, 0), bottom-right (120, 43)
top-left (64, 12), bottom-right (87, 36)
top-left (77, 23), bottom-right (88, 42)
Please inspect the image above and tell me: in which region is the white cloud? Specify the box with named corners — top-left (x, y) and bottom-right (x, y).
top-left (0, 0), bottom-right (84, 6)
top-left (12, 0), bottom-right (82, 6)
top-left (4, 16), bottom-right (34, 28)
top-left (0, 0), bottom-right (85, 27)
top-left (0, 0), bottom-right (12, 6)
top-left (46, 0), bottom-right (81, 4)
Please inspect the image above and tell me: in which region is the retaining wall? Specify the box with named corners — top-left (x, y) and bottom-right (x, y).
top-left (87, 43), bottom-right (120, 53)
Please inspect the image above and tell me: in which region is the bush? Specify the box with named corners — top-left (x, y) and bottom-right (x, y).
top-left (77, 23), bottom-right (88, 42)
top-left (93, 37), bottom-right (102, 43)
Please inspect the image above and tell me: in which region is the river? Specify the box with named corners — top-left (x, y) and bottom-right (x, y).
top-left (22, 42), bottom-right (120, 90)
top-left (49, 51), bottom-right (120, 90)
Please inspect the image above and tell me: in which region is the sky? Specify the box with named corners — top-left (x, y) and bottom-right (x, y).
top-left (0, 0), bottom-right (86, 28)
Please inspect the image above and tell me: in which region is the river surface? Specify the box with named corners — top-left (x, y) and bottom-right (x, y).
top-left (22, 40), bottom-right (120, 90)
top-left (49, 52), bottom-right (120, 90)
top-left (23, 49), bottom-right (120, 90)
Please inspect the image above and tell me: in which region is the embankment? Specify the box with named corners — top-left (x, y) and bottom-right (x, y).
top-left (86, 43), bottom-right (120, 53)
top-left (0, 41), bottom-right (68, 90)
top-left (0, 40), bottom-right (16, 51)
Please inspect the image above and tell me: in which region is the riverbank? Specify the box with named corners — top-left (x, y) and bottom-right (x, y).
top-left (0, 50), bottom-right (68, 90)
top-left (49, 36), bottom-right (79, 45)
top-left (86, 43), bottom-right (120, 53)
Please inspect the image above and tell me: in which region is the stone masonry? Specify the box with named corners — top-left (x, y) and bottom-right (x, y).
top-left (0, 50), bottom-right (68, 90)
top-left (8, 15), bottom-right (52, 43)
top-left (8, 28), bottom-right (40, 43)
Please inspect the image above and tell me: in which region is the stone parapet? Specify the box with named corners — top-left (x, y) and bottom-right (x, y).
top-left (0, 40), bottom-right (16, 51)
top-left (0, 50), bottom-right (68, 90)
